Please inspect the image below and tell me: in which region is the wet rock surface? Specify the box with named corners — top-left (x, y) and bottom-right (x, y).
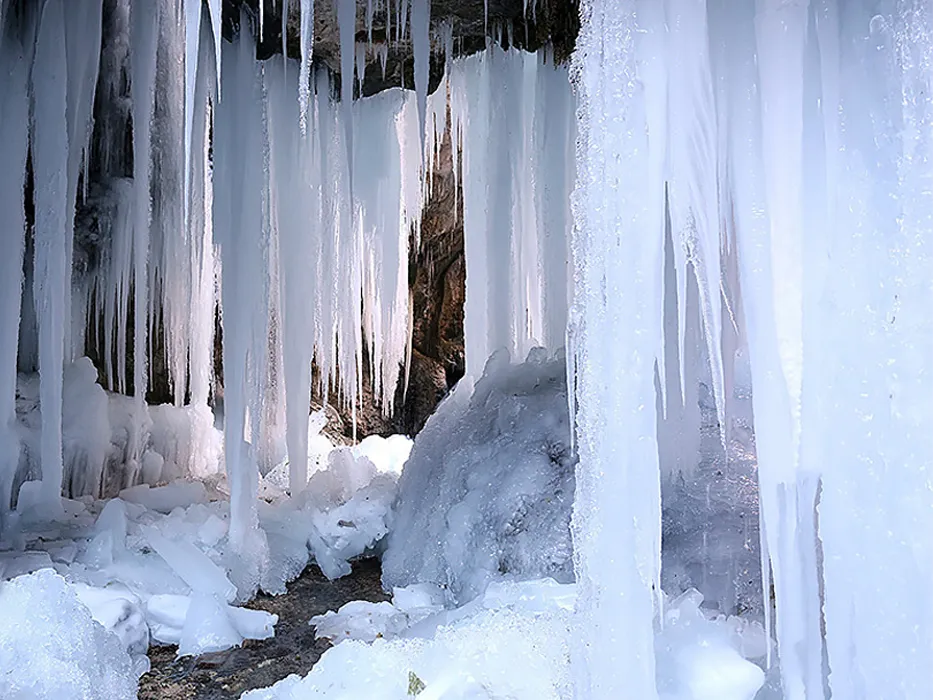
top-left (138, 559), bottom-right (388, 699)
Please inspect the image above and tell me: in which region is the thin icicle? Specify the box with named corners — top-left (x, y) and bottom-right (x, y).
top-left (411, 0), bottom-right (430, 156)
top-left (337, 0), bottom-right (356, 190)
top-left (298, 0), bottom-right (314, 132)
top-left (130, 0), bottom-right (160, 467)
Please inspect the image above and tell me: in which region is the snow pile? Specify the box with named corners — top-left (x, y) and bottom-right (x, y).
top-left (11, 357), bottom-right (223, 509)
top-left (247, 580), bottom-right (765, 700)
top-left (383, 349), bottom-right (575, 605)
top-left (0, 569), bottom-right (140, 700)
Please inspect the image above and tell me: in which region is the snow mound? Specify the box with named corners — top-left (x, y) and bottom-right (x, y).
top-left (245, 581), bottom-right (574, 700)
top-left (0, 569), bottom-right (140, 700)
top-left (382, 349), bottom-right (575, 604)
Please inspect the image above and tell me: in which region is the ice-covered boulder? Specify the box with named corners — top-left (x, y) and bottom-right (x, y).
top-left (0, 569), bottom-right (140, 700)
top-left (382, 349), bottom-right (576, 604)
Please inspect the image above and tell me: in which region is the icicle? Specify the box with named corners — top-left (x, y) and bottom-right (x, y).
top-left (30, 0), bottom-right (70, 514)
top-left (186, 15), bottom-right (216, 412)
top-left (666, 0), bottom-right (725, 432)
top-left (452, 48), bottom-right (572, 377)
top-left (337, 0), bottom-right (356, 191)
top-left (259, 0), bottom-right (265, 42)
top-left (355, 42), bottom-right (366, 93)
top-left (62, 1), bottom-right (103, 362)
top-left (0, 35), bottom-right (29, 528)
top-left (129, 0), bottom-right (160, 467)
top-left (282, 0), bottom-right (289, 70)
top-left (214, 19), bottom-right (271, 598)
top-left (569, 1), bottom-right (663, 696)
top-left (411, 0), bottom-right (430, 157)
top-left (207, 0), bottom-right (222, 93)
top-left (185, 0), bottom-right (202, 229)
top-left (298, 0), bottom-right (314, 132)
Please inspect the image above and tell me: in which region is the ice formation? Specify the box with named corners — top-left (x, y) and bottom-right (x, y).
top-left (570, 1), bottom-right (933, 697)
top-left (0, 0), bottom-right (929, 696)
top-left (0, 427), bottom-right (406, 667)
top-left (0, 569), bottom-right (140, 700)
top-left (449, 47), bottom-right (574, 377)
top-left (383, 349), bottom-right (576, 605)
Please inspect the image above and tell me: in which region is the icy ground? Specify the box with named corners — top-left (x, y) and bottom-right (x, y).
top-left (246, 579), bottom-right (767, 700)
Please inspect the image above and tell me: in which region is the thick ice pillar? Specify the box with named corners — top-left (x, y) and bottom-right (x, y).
top-left (0, 35), bottom-right (29, 527)
top-left (813, 2), bottom-right (933, 696)
top-left (31, 0), bottom-right (70, 514)
top-left (568, 1), bottom-right (663, 697)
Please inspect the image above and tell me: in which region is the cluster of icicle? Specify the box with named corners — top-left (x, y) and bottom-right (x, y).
top-left (570, 1), bottom-right (933, 698)
top-left (0, 0), bottom-right (224, 528)
top-left (0, 0), bottom-right (573, 597)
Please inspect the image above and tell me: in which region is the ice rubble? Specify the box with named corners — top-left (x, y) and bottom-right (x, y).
top-left (0, 425), bottom-right (411, 663)
top-left (0, 569), bottom-right (140, 700)
top-left (246, 579), bottom-right (765, 700)
top-left (383, 349), bottom-right (575, 605)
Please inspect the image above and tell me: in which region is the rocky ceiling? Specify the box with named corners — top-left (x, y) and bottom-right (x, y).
top-left (223, 0), bottom-right (579, 96)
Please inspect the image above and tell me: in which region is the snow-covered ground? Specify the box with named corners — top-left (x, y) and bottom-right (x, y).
top-left (244, 579), bottom-right (766, 700)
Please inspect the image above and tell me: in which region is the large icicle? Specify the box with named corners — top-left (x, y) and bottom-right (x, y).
top-left (665, 0), bottom-right (725, 427)
top-left (214, 20), bottom-right (271, 599)
top-left (129, 0), bottom-right (160, 466)
top-left (298, 0), bottom-right (314, 131)
top-left (267, 58), bottom-right (316, 494)
top-left (749, 2), bottom-right (824, 697)
top-left (62, 1), bottom-right (103, 362)
top-left (569, 1), bottom-right (662, 697)
top-left (0, 32), bottom-right (29, 529)
top-left (30, 0), bottom-right (71, 514)
top-left (813, 3), bottom-right (933, 696)
top-left (451, 47), bottom-right (573, 376)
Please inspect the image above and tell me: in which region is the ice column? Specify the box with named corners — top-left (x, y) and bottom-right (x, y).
top-left (214, 23), bottom-right (271, 598)
top-left (568, 1), bottom-right (662, 697)
top-left (811, 3), bottom-right (933, 696)
top-left (31, 0), bottom-right (70, 514)
top-left (0, 31), bottom-right (29, 527)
